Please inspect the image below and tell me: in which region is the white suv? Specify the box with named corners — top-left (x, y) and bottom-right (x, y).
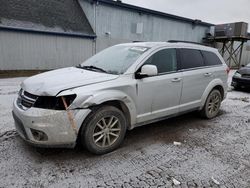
top-left (13, 42), bottom-right (229, 154)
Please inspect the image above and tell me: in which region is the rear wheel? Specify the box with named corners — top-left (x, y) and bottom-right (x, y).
top-left (200, 89), bottom-right (222, 119)
top-left (81, 106), bottom-right (127, 155)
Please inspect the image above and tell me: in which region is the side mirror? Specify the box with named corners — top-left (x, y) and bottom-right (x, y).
top-left (136, 65), bottom-right (158, 79)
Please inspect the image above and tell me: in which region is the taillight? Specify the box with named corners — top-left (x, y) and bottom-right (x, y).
top-left (226, 67), bottom-right (230, 74)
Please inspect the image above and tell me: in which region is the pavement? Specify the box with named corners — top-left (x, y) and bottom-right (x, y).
top-left (0, 71), bottom-right (249, 188)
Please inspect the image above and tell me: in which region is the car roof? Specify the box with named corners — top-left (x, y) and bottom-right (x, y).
top-left (118, 42), bottom-right (218, 52)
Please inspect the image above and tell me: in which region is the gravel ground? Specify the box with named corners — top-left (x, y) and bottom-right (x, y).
top-left (0, 71), bottom-right (249, 188)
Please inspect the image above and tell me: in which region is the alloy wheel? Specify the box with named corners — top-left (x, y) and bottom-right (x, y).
top-left (207, 92), bottom-right (220, 116)
top-left (93, 116), bottom-right (121, 148)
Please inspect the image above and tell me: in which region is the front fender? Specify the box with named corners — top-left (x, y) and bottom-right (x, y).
top-left (199, 79), bottom-right (225, 110)
top-left (78, 90), bottom-right (137, 127)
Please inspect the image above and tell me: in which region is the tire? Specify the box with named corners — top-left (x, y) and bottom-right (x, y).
top-left (200, 89), bottom-right (222, 119)
top-left (81, 105), bottom-right (127, 155)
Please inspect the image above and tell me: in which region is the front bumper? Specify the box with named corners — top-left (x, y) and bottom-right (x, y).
top-left (12, 98), bottom-right (91, 148)
top-left (231, 77), bottom-right (250, 87)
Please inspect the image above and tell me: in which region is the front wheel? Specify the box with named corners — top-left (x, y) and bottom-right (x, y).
top-left (81, 106), bottom-right (127, 155)
top-left (200, 89), bottom-right (222, 119)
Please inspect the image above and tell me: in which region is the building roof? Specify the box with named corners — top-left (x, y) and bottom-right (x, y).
top-left (0, 0), bottom-right (96, 38)
top-left (96, 0), bottom-right (213, 27)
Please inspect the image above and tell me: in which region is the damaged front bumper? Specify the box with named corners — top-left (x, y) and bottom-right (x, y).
top-left (231, 77), bottom-right (250, 88)
top-left (12, 98), bottom-right (91, 148)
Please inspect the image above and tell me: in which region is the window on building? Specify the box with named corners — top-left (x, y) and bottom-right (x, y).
top-left (144, 49), bottom-right (177, 74)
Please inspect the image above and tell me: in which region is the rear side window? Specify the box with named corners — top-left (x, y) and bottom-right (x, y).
top-left (144, 48), bottom-right (177, 74)
top-left (179, 49), bottom-right (204, 69)
top-left (202, 51), bottom-right (222, 66)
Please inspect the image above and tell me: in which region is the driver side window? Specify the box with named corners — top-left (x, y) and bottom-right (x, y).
top-left (144, 48), bottom-right (177, 74)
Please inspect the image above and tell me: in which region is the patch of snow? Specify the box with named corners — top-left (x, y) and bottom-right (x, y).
top-left (0, 77), bottom-right (26, 133)
top-left (173, 141), bottom-right (182, 146)
top-left (211, 176), bottom-right (220, 185)
top-left (0, 18), bottom-right (86, 36)
top-left (172, 177), bottom-right (181, 185)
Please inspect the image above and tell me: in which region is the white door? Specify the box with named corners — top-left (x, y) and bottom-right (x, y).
top-left (136, 48), bottom-right (182, 123)
top-left (178, 48), bottom-right (213, 111)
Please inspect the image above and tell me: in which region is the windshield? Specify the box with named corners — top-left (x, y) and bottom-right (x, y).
top-left (246, 63), bottom-right (250, 67)
top-left (80, 45), bottom-right (149, 74)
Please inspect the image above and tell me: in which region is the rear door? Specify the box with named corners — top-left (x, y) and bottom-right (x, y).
top-left (201, 50), bottom-right (224, 81)
top-left (177, 48), bottom-right (213, 111)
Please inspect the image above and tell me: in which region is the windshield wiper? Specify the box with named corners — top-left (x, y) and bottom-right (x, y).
top-left (76, 65), bottom-right (107, 73)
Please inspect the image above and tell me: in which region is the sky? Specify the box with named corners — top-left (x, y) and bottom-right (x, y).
top-left (123, 0), bottom-right (250, 30)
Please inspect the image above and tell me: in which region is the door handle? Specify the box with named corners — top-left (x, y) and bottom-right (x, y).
top-left (204, 73), bottom-right (212, 77)
top-left (171, 78), bottom-right (182, 82)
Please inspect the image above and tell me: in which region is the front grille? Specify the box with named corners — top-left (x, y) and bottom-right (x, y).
top-left (242, 74), bottom-right (250, 78)
top-left (17, 89), bottom-right (38, 109)
top-left (24, 91), bottom-right (37, 100)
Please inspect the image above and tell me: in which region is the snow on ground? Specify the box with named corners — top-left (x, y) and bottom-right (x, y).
top-left (0, 72), bottom-right (249, 187)
top-left (0, 77), bottom-right (25, 133)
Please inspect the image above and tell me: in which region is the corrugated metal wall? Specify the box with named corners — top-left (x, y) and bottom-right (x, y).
top-left (1, 1), bottom-right (211, 70)
top-left (79, 0), bottom-right (210, 53)
top-left (0, 30), bottom-right (94, 70)
top-left (80, 0), bottom-right (250, 66)
top-left (95, 6), bottom-right (208, 52)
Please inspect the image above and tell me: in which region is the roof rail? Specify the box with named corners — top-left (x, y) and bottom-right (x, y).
top-left (133, 41), bottom-right (145, 43)
top-left (168, 40), bottom-right (207, 46)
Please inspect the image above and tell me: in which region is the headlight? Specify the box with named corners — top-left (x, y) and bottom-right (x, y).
top-left (234, 71), bottom-right (242, 78)
top-left (33, 94), bottom-right (76, 110)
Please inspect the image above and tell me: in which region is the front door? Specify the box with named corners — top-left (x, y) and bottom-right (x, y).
top-left (136, 48), bottom-right (183, 123)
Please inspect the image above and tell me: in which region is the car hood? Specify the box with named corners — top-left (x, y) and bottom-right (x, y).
top-left (21, 67), bottom-right (119, 96)
top-left (239, 67), bottom-right (250, 75)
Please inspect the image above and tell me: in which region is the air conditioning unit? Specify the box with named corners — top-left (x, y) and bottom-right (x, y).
top-left (215, 22), bottom-right (248, 38)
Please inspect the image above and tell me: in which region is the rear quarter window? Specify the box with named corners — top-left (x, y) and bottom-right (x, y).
top-left (179, 49), bottom-right (204, 69)
top-left (201, 51), bottom-right (222, 66)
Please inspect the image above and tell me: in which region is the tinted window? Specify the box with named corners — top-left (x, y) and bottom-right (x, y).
top-left (202, 51), bottom-right (222, 66)
top-left (179, 49), bottom-right (204, 69)
top-left (144, 49), bottom-right (177, 74)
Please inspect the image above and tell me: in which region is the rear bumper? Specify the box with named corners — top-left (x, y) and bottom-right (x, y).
top-left (12, 98), bottom-right (91, 148)
top-left (231, 77), bottom-right (250, 87)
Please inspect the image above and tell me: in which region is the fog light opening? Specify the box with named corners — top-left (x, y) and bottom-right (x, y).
top-left (30, 129), bottom-right (48, 141)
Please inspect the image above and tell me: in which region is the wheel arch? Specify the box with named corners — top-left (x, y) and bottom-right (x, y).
top-left (76, 99), bottom-right (133, 148)
top-left (200, 79), bottom-right (225, 110)
top-left (93, 100), bottom-right (132, 130)
top-left (213, 85), bottom-right (224, 99)
top-left (80, 90), bottom-right (136, 126)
